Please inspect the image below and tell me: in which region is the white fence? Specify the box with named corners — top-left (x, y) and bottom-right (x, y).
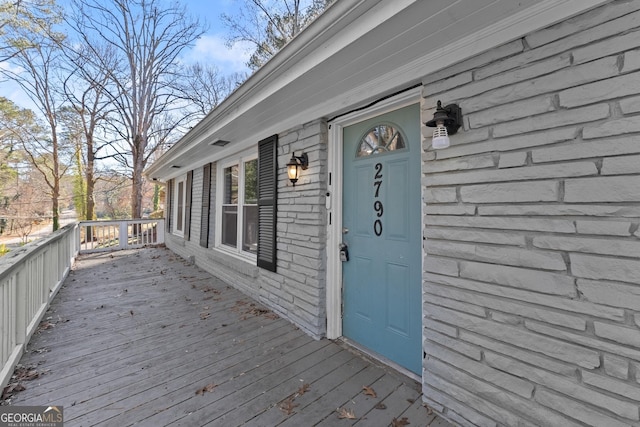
top-left (78, 219), bottom-right (164, 253)
top-left (1, 218), bottom-right (165, 391)
top-left (0, 223), bottom-right (79, 391)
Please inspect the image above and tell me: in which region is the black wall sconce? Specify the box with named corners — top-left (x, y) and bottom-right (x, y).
top-left (287, 152), bottom-right (308, 186)
top-left (425, 100), bottom-right (462, 149)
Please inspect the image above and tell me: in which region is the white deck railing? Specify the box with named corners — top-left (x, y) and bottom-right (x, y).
top-left (0, 223), bottom-right (79, 391)
top-left (78, 219), bottom-right (164, 253)
top-left (1, 218), bottom-right (165, 390)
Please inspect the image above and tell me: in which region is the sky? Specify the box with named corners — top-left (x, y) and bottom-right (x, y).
top-left (0, 0), bottom-right (253, 111)
top-left (180, 0), bottom-right (252, 74)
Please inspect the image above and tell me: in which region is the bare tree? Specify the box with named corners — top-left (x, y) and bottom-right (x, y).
top-left (61, 42), bottom-right (119, 221)
top-left (0, 18), bottom-right (72, 231)
top-left (222, 0), bottom-right (332, 70)
top-left (176, 63), bottom-right (246, 119)
top-left (4, 169), bottom-right (50, 243)
top-left (69, 0), bottom-right (205, 219)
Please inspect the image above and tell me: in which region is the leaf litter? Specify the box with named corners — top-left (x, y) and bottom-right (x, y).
top-left (195, 383), bottom-right (217, 395)
top-left (277, 383), bottom-right (311, 416)
top-left (232, 300), bottom-right (279, 320)
top-left (336, 407), bottom-right (357, 419)
top-left (1, 364), bottom-right (49, 403)
top-left (391, 417), bottom-right (410, 426)
top-left (362, 385), bottom-right (377, 397)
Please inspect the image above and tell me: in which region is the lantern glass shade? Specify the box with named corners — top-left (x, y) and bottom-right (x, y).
top-left (432, 123), bottom-right (450, 149)
top-left (287, 163), bottom-right (299, 181)
top-left (286, 152), bottom-right (308, 185)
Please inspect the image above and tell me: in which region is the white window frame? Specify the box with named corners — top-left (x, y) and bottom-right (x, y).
top-left (215, 149), bottom-right (258, 260)
top-left (173, 174), bottom-right (187, 237)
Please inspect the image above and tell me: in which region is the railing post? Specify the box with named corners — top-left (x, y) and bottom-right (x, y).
top-left (119, 221), bottom-right (128, 250)
top-left (157, 219), bottom-right (165, 245)
top-left (15, 268), bottom-right (26, 345)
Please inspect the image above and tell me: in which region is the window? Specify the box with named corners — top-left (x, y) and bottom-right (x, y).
top-left (173, 174), bottom-right (191, 237)
top-left (356, 123), bottom-right (406, 157)
top-left (217, 153), bottom-right (258, 256)
top-left (176, 180), bottom-right (184, 232)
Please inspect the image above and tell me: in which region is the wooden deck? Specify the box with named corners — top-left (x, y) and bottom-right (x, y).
top-left (2, 247), bottom-right (452, 427)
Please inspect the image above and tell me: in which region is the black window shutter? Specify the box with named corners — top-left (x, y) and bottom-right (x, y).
top-left (200, 163), bottom-right (212, 247)
top-left (166, 179), bottom-right (174, 233)
top-left (184, 171), bottom-right (193, 241)
top-left (257, 135), bottom-right (278, 272)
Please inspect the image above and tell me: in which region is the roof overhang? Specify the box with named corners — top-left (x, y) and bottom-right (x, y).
top-left (146, 0), bottom-right (609, 181)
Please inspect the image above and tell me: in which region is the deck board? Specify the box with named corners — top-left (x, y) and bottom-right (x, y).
top-left (4, 247), bottom-right (452, 427)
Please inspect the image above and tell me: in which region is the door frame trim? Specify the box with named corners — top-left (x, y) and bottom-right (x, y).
top-left (326, 87), bottom-right (422, 340)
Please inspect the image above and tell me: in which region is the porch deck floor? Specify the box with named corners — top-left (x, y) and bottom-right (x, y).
top-left (4, 247), bottom-right (452, 427)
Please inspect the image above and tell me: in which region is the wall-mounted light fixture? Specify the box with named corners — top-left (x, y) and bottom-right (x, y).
top-left (425, 100), bottom-right (462, 149)
top-left (287, 152), bottom-right (308, 186)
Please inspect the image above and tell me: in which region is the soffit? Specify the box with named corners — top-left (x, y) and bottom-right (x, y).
top-left (146, 0), bottom-right (608, 180)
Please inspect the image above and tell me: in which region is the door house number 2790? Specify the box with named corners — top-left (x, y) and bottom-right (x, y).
top-left (373, 163), bottom-right (383, 236)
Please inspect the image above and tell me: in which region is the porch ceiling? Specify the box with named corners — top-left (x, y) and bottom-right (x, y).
top-left (145, 0), bottom-right (608, 181)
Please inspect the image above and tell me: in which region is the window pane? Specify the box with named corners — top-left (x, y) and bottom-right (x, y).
top-left (357, 124), bottom-right (406, 157)
top-left (243, 205), bottom-right (258, 253)
top-left (222, 205), bottom-right (238, 247)
top-left (244, 159), bottom-right (257, 205)
top-left (177, 181), bottom-right (184, 231)
top-left (224, 165), bottom-right (238, 204)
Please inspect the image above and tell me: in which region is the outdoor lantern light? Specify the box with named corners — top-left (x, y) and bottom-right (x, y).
top-left (287, 152), bottom-right (308, 186)
top-left (425, 100), bottom-right (462, 149)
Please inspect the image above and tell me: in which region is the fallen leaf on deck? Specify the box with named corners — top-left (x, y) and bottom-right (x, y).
top-left (297, 383), bottom-right (310, 395)
top-left (195, 383), bottom-right (216, 395)
top-left (391, 417), bottom-right (410, 426)
top-left (362, 385), bottom-right (377, 397)
top-left (375, 402), bottom-right (387, 410)
top-left (337, 407), bottom-right (357, 419)
top-left (425, 405), bottom-right (433, 415)
top-left (278, 397), bottom-right (299, 415)
top-left (1, 382), bottom-right (25, 400)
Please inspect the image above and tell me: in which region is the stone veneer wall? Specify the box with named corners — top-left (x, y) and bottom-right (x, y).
top-left (166, 119), bottom-right (329, 338)
top-left (420, 2), bottom-right (640, 426)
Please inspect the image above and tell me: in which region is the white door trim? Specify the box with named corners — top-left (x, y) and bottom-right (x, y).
top-left (326, 87), bottom-right (422, 339)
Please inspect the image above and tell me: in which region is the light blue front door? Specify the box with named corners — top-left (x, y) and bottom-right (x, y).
top-left (342, 103), bottom-right (422, 374)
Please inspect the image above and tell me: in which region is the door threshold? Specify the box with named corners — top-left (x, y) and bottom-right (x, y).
top-left (336, 337), bottom-right (421, 383)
